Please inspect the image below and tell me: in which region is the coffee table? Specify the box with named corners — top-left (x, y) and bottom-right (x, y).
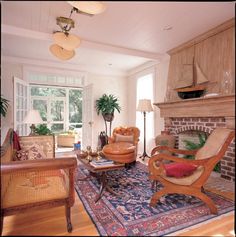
top-left (75, 151), bottom-right (125, 202)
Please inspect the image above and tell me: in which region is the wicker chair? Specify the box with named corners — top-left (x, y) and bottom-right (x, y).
top-left (1, 129), bottom-right (77, 235)
top-left (148, 128), bottom-right (235, 214)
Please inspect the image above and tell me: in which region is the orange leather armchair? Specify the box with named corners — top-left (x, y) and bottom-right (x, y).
top-left (102, 126), bottom-right (140, 164)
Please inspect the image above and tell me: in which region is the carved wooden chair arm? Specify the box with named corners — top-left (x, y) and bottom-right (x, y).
top-left (151, 145), bottom-right (199, 156)
top-left (1, 158), bottom-right (77, 174)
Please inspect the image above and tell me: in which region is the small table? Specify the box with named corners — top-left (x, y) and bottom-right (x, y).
top-left (75, 151), bottom-right (125, 202)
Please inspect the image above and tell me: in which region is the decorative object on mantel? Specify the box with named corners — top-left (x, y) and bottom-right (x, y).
top-left (220, 71), bottom-right (233, 95)
top-left (175, 58), bottom-right (209, 99)
top-left (155, 130), bottom-right (175, 156)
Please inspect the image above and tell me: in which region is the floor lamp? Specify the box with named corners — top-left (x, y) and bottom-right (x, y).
top-left (137, 99), bottom-right (153, 160)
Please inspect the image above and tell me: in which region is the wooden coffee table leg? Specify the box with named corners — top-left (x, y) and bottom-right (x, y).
top-left (95, 172), bottom-right (107, 202)
top-left (95, 171), bottom-right (121, 202)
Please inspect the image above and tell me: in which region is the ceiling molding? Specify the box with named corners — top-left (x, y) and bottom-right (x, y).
top-left (2, 24), bottom-right (163, 60)
top-left (2, 55), bottom-right (127, 77)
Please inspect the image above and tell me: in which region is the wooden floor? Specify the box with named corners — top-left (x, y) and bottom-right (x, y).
top-left (2, 156), bottom-right (235, 236)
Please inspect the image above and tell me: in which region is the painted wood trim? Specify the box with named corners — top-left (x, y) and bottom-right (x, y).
top-left (167, 18), bottom-right (235, 55)
top-left (154, 94), bottom-right (235, 118)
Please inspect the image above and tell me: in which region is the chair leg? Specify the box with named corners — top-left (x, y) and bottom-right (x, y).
top-left (194, 190), bottom-right (218, 215)
top-left (150, 188), bottom-right (169, 207)
top-left (65, 205), bottom-right (72, 233)
top-left (1, 212), bottom-right (3, 236)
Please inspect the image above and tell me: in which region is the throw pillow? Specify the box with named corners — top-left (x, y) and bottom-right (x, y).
top-left (28, 144), bottom-right (47, 160)
top-left (14, 149), bottom-right (30, 161)
top-left (14, 144), bottom-right (46, 161)
top-left (115, 133), bottom-right (134, 143)
top-left (164, 162), bottom-right (197, 178)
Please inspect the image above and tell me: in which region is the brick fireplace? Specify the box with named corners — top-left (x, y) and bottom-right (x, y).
top-left (154, 94), bottom-right (235, 182)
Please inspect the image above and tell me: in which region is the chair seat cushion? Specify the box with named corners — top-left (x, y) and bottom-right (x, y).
top-left (2, 170), bottom-right (68, 208)
top-left (103, 142), bottom-right (135, 155)
top-left (164, 162), bottom-right (197, 178)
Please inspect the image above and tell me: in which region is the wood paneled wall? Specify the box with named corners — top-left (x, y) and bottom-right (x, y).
top-left (166, 18), bottom-right (235, 102)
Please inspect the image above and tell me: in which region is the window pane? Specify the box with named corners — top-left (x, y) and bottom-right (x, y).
top-left (51, 124), bottom-right (64, 132)
top-left (33, 99), bottom-right (47, 121)
top-left (51, 100), bottom-right (64, 121)
top-left (69, 89), bottom-right (82, 123)
top-left (31, 87), bottom-right (66, 97)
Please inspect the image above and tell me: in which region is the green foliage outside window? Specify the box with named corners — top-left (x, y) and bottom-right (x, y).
top-left (183, 133), bottom-right (220, 173)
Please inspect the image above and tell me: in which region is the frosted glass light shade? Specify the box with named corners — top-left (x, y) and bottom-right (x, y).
top-left (50, 44), bottom-right (75, 60)
top-left (67, 1), bottom-right (106, 15)
top-left (53, 32), bottom-right (81, 51)
top-left (23, 110), bottom-right (43, 124)
top-left (137, 99), bottom-right (153, 112)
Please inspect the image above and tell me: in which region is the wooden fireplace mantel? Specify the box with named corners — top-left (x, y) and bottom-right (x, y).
top-left (154, 94), bottom-right (235, 119)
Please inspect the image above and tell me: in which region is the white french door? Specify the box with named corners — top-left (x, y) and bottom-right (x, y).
top-left (82, 84), bottom-right (93, 149)
top-left (14, 77), bottom-right (29, 136)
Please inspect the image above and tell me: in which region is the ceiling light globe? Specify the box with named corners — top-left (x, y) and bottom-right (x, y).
top-left (49, 44), bottom-right (75, 60)
top-left (67, 1), bottom-right (106, 15)
top-left (53, 32), bottom-right (81, 51)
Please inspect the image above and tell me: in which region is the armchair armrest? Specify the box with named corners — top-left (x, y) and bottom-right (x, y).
top-left (1, 158), bottom-right (77, 174)
top-left (151, 146), bottom-right (199, 156)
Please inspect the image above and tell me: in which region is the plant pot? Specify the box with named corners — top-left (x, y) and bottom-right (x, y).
top-left (102, 113), bottom-right (114, 122)
top-left (155, 131), bottom-right (176, 156)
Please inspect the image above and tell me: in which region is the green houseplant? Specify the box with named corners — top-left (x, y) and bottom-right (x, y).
top-left (183, 133), bottom-right (220, 172)
top-left (0, 95), bottom-right (10, 117)
top-left (35, 124), bottom-right (53, 135)
top-left (95, 94), bottom-right (121, 136)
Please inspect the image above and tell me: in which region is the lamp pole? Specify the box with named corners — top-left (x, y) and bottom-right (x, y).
top-left (139, 111), bottom-right (150, 160)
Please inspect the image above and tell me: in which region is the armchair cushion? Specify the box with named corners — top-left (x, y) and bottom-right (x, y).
top-left (114, 133), bottom-right (134, 143)
top-left (164, 162), bottom-right (197, 178)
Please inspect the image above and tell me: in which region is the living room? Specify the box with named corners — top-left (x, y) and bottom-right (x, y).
top-left (1, 1), bottom-right (235, 236)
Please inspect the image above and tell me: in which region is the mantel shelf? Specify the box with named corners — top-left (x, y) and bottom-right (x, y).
top-left (154, 94), bottom-right (235, 118)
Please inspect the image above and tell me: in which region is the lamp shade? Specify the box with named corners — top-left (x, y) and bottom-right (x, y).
top-left (67, 1), bottom-right (106, 15)
top-left (50, 44), bottom-right (75, 60)
top-left (23, 110), bottom-right (43, 124)
top-left (137, 99), bottom-right (153, 112)
top-left (53, 32), bottom-right (81, 51)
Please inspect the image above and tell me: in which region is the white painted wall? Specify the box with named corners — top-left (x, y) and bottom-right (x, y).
top-left (87, 73), bottom-right (128, 149)
top-left (1, 62), bottom-right (23, 143)
top-left (127, 55), bottom-right (170, 155)
top-left (1, 62), bottom-right (128, 148)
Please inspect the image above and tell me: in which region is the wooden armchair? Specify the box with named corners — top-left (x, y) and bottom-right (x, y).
top-left (1, 129), bottom-right (77, 235)
top-left (148, 128), bottom-right (235, 215)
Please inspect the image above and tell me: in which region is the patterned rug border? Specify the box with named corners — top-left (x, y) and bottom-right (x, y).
top-left (75, 161), bottom-right (235, 236)
top-left (167, 210), bottom-right (235, 236)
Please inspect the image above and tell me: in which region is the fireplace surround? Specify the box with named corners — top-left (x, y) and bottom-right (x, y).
top-left (154, 94), bottom-right (235, 181)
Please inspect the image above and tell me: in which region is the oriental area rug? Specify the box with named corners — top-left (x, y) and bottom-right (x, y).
top-left (75, 162), bottom-right (234, 236)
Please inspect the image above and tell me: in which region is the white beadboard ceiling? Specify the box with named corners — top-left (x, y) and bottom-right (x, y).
top-left (1, 1), bottom-right (235, 75)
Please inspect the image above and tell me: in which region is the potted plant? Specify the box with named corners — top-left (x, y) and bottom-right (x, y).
top-left (0, 95), bottom-right (10, 117)
top-left (95, 94), bottom-right (121, 136)
top-left (35, 124), bottom-right (53, 135)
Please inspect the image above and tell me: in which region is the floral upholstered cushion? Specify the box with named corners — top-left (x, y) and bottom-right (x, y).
top-left (14, 144), bottom-right (47, 161)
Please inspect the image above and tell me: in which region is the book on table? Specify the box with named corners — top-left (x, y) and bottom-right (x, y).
top-left (90, 158), bottom-right (114, 167)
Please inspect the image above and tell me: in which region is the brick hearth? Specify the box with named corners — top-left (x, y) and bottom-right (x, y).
top-left (164, 117), bottom-right (235, 181)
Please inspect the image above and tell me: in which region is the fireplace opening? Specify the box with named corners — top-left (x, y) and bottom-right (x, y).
top-left (178, 130), bottom-right (221, 173)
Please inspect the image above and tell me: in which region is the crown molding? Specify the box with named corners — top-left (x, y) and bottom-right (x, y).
top-left (2, 55), bottom-right (127, 77)
top-left (2, 24), bottom-right (163, 60)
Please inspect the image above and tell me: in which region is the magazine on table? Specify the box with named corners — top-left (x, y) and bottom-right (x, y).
top-left (90, 158), bottom-right (114, 167)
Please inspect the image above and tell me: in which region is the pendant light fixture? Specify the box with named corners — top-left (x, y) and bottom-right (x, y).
top-left (67, 1), bottom-right (106, 15)
top-left (50, 44), bottom-right (75, 60)
top-left (50, 2), bottom-right (106, 60)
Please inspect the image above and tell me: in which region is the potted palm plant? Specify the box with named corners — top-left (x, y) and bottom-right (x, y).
top-left (95, 94), bottom-right (121, 136)
top-left (0, 95), bottom-right (9, 117)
